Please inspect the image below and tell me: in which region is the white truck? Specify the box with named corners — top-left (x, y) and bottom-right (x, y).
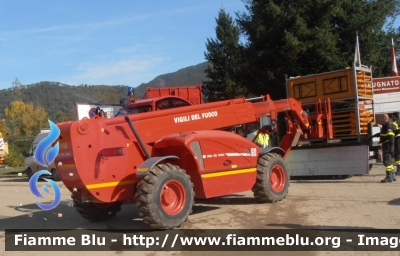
top-left (24, 131), bottom-right (59, 181)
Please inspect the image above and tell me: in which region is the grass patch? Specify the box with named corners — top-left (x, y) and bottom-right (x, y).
top-left (0, 167), bottom-right (26, 176)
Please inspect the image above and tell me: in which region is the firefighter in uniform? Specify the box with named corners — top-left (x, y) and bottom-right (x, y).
top-left (255, 126), bottom-right (270, 148)
top-left (391, 112), bottom-right (400, 176)
top-left (372, 114), bottom-right (396, 183)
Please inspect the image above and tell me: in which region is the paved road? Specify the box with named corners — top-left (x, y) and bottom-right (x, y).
top-left (0, 164), bottom-right (399, 256)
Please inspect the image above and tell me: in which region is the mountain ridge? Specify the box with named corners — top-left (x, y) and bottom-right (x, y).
top-left (0, 62), bottom-right (208, 121)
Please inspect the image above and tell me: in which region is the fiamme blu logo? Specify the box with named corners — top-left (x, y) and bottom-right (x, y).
top-left (28, 120), bottom-right (62, 211)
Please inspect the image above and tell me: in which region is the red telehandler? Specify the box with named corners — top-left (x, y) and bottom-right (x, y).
top-left (55, 94), bottom-right (332, 229)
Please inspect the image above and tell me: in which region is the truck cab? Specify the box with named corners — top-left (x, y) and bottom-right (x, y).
top-left (113, 85), bottom-right (202, 117)
top-left (115, 96), bottom-right (193, 116)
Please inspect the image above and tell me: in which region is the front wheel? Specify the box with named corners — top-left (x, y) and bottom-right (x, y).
top-left (252, 152), bottom-right (289, 203)
top-left (135, 163), bottom-right (194, 229)
top-left (26, 168), bottom-right (33, 180)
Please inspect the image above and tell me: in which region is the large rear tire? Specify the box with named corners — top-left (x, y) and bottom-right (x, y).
top-left (252, 152), bottom-right (289, 203)
top-left (135, 163), bottom-right (194, 229)
top-left (334, 175), bottom-right (354, 179)
top-left (72, 195), bottom-right (122, 222)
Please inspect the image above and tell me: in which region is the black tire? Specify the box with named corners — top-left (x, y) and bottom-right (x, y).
top-left (252, 152), bottom-right (289, 203)
top-left (26, 168), bottom-right (33, 180)
top-left (135, 163), bottom-right (194, 229)
top-left (52, 168), bottom-right (61, 181)
top-left (72, 195), bottom-right (122, 222)
top-left (334, 175), bottom-right (354, 179)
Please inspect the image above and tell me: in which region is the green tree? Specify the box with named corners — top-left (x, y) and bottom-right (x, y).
top-left (95, 87), bottom-right (120, 104)
top-left (3, 140), bottom-right (29, 167)
top-left (4, 101), bottom-right (48, 136)
top-left (236, 0), bottom-right (400, 100)
top-left (55, 108), bottom-right (77, 123)
top-left (203, 8), bottom-right (247, 102)
top-left (12, 87), bottom-right (23, 101)
top-left (0, 119), bottom-right (10, 137)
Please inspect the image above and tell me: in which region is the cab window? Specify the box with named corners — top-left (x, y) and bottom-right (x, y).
top-left (115, 105), bottom-right (152, 116)
top-left (155, 98), bottom-right (191, 110)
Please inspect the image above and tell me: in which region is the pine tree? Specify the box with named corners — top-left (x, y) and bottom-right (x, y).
top-left (203, 8), bottom-right (247, 102)
top-left (236, 0), bottom-right (400, 100)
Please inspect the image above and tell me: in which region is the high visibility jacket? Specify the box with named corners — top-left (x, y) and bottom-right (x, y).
top-left (256, 133), bottom-right (269, 148)
top-left (380, 122), bottom-right (395, 144)
top-left (392, 120), bottom-right (400, 138)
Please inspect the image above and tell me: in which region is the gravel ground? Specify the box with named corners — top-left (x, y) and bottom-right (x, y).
top-left (0, 163), bottom-right (399, 256)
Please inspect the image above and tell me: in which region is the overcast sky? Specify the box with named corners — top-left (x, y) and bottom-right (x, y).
top-left (0, 1), bottom-right (398, 90)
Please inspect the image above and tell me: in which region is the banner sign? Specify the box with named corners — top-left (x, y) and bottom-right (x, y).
top-left (372, 76), bottom-right (400, 114)
top-left (76, 103), bottom-right (122, 120)
top-left (372, 76), bottom-right (400, 95)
